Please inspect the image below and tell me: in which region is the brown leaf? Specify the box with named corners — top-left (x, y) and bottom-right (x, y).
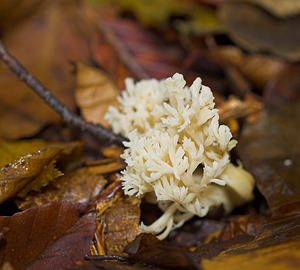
top-left (92, 18), bottom-right (196, 87)
top-left (104, 197), bottom-right (141, 255)
top-left (247, 0), bottom-right (300, 18)
top-left (70, 260), bottom-right (166, 270)
top-left (0, 141), bottom-right (82, 203)
top-left (0, 0), bottom-right (43, 31)
top-left (264, 64), bottom-right (300, 106)
top-left (200, 211), bottom-right (300, 270)
top-left (16, 165), bottom-right (108, 210)
top-left (85, 159), bottom-right (125, 175)
top-left (237, 102), bottom-right (300, 212)
top-left (0, 1), bottom-right (93, 139)
top-left (220, 0), bottom-right (300, 60)
top-left (202, 241), bottom-right (300, 270)
top-left (100, 146), bottom-right (124, 159)
top-left (75, 63), bottom-right (119, 127)
top-left (0, 201), bottom-right (96, 270)
top-left (211, 46), bottom-right (284, 90)
top-left (125, 234), bottom-right (196, 270)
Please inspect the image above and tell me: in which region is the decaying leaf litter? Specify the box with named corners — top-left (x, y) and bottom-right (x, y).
top-left (0, 0), bottom-right (299, 269)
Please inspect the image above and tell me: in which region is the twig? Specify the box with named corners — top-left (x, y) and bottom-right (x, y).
top-left (99, 23), bottom-right (148, 79)
top-left (85, 255), bottom-right (127, 262)
top-left (0, 40), bottom-right (126, 145)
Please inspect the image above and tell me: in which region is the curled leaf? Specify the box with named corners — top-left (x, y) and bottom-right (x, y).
top-left (0, 141), bottom-right (82, 203)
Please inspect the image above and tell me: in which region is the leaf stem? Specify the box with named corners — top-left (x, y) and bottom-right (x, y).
top-left (0, 40), bottom-right (126, 145)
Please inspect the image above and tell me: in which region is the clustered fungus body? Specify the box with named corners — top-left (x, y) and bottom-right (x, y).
top-left (105, 73), bottom-right (254, 239)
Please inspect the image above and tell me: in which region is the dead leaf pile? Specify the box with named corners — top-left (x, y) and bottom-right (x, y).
top-left (1, 0), bottom-right (300, 269)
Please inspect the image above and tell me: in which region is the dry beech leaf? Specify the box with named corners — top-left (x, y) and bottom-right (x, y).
top-left (211, 46), bottom-right (284, 90)
top-left (16, 166), bottom-right (108, 210)
top-left (75, 63), bottom-right (119, 127)
top-left (85, 158), bottom-right (125, 175)
top-left (0, 141), bottom-right (82, 203)
top-left (100, 145), bottom-right (124, 159)
top-left (218, 94), bottom-right (262, 124)
top-left (89, 181), bottom-right (123, 255)
top-left (0, 0), bottom-right (92, 139)
top-left (220, 0), bottom-right (300, 60)
top-left (104, 197), bottom-right (141, 255)
top-left (0, 201), bottom-right (96, 270)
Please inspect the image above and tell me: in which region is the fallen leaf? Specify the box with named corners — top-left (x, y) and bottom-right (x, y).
top-left (218, 94), bottom-right (262, 124)
top-left (211, 46), bottom-right (284, 90)
top-left (125, 234), bottom-right (196, 270)
top-left (0, 201), bottom-right (96, 270)
top-left (237, 102), bottom-right (300, 212)
top-left (104, 197), bottom-right (141, 255)
top-left (97, 0), bottom-right (222, 34)
top-left (16, 166), bottom-right (108, 210)
top-left (70, 260), bottom-right (165, 270)
top-left (247, 0), bottom-right (300, 18)
top-left (92, 18), bottom-right (196, 87)
top-left (0, 141), bottom-right (82, 203)
top-left (202, 240), bottom-right (300, 270)
top-left (90, 181), bottom-right (124, 256)
top-left (75, 63), bottom-right (120, 127)
top-left (0, 0), bottom-right (43, 32)
top-left (100, 146), bottom-right (124, 159)
top-left (220, 0), bottom-right (300, 60)
top-left (264, 64), bottom-right (300, 106)
top-left (85, 159), bottom-right (125, 175)
top-left (200, 211), bottom-right (300, 270)
top-left (0, 140), bottom-right (46, 168)
top-left (0, 0), bottom-right (93, 139)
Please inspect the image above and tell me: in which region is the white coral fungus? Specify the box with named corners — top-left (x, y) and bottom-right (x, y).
top-left (105, 73), bottom-right (255, 240)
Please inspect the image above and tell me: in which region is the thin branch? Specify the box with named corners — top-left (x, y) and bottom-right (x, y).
top-left (0, 40), bottom-right (126, 145)
top-left (85, 255), bottom-right (127, 262)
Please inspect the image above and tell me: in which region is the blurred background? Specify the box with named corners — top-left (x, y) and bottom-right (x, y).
top-left (1, 0), bottom-right (299, 142)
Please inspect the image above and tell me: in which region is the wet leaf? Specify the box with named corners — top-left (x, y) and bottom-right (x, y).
top-left (0, 141), bottom-right (82, 203)
top-left (75, 63), bottom-right (120, 127)
top-left (220, 0), bottom-right (300, 60)
top-left (0, 139), bottom-right (46, 168)
top-left (0, 201), bottom-right (96, 270)
top-left (237, 102), bottom-right (300, 211)
top-left (0, 0), bottom-right (93, 139)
